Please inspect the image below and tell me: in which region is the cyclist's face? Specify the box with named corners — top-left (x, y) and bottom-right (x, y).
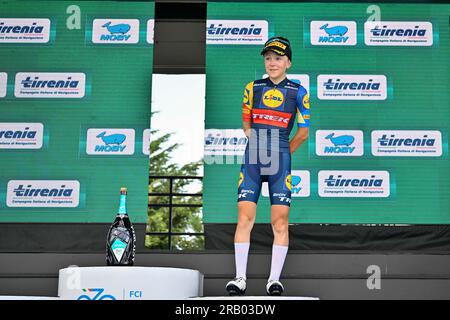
top-left (264, 51), bottom-right (291, 80)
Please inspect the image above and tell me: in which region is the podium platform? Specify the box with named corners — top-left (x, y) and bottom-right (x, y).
top-left (58, 266), bottom-right (203, 300)
top-left (189, 296), bottom-right (319, 300)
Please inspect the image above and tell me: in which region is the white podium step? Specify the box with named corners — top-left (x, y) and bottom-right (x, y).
top-left (189, 296), bottom-right (319, 300)
top-left (58, 266), bottom-right (203, 300)
top-left (0, 296), bottom-right (60, 300)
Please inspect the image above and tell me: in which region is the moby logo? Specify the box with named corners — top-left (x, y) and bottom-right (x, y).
top-left (316, 130), bottom-right (364, 156)
top-left (87, 128), bottom-right (135, 155)
top-left (92, 19), bottom-right (139, 44)
top-left (311, 21), bottom-right (357, 46)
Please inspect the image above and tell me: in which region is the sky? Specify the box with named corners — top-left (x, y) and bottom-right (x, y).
top-left (150, 74), bottom-right (206, 181)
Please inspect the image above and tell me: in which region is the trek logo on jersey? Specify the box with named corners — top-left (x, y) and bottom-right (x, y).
top-left (92, 19), bottom-right (139, 44)
top-left (262, 88), bottom-right (285, 108)
top-left (14, 73), bottom-right (86, 98)
top-left (252, 109), bottom-right (292, 128)
top-left (0, 18), bottom-right (50, 43)
top-left (318, 171), bottom-right (390, 198)
top-left (262, 170), bottom-right (310, 198)
top-left (317, 75), bottom-right (387, 100)
top-left (365, 21), bottom-right (433, 46)
top-left (6, 180), bottom-right (80, 207)
top-left (146, 19), bottom-right (154, 44)
top-left (316, 130), bottom-right (364, 156)
top-left (206, 20), bottom-right (268, 45)
top-left (238, 189), bottom-right (255, 199)
top-left (310, 21), bottom-right (357, 46)
top-left (204, 129), bottom-right (247, 156)
top-left (371, 130), bottom-right (442, 157)
top-left (0, 72), bottom-right (7, 98)
top-left (142, 129), bottom-right (151, 155)
top-left (86, 129), bottom-right (135, 155)
top-left (0, 123), bottom-right (43, 149)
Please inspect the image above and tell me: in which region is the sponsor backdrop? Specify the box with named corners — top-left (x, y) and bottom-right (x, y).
top-left (0, 1), bottom-right (154, 222)
top-left (204, 2), bottom-right (449, 224)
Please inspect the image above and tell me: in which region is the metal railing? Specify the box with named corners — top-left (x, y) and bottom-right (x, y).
top-left (148, 175), bottom-right (203, 250)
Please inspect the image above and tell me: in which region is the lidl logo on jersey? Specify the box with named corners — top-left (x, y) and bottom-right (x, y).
top-left (0, 18), bottom-right (50, 43)
top-left (14, 72), bottom-right (86, 98)
top-left (86, 129), bottom-right (135, 155)
top-left (318, 171), bottom-right (390, 198)
top-left (6, 180), bottom-right (80, 207)
top-left (262, 88), bottom-right (285, 108)
top-left (262, 171), bottom-right (310, 198)
top-left (92, 19), bottom-right (139, 44)
top-left (0, 72), bottom-right (7, 98)
top-left (146, 19), bottom-right (154, 44)
top-left (0, 123), bottom-right (43, 149)
top-left (365, 21), bottom-right (433, 46)
top-left (310, 21), bottom-right (357, 46)
top-left (317, 75), bottom-right (387, 100)
top-left (371, 130), bottom-right (442, 157)
top-left (206, 20), bottom-right (268, 45)
top-left (316, 130), bottom-right (364, 156)
top-left (204, 129), bottom-right (247, 156)
top-left (142, 129), bottom-right (151, 155)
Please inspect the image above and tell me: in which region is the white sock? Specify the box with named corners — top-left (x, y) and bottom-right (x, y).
top-left (269, 244), bottom-right (289, 281)
top-left (234, 242), bottom-right (250, 279)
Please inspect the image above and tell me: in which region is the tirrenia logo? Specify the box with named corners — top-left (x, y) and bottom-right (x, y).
top-left (14, 72), bottom-right (86, 98)
top-left (371, 130), bottom-right (442, 157)
top-left (0, 122), bottom-right (44, 149)
top-left (0, 72), bottom-right (7, 98)
top-left (77, 288), bottom-right (116, 300)
top-left (365, 21), bottom-right (433, 46)
top-left (318, 171), bottom-right (390, 198)
top-left (0, 18), bottom-right (50, 43)
top-left (6, 180), bottom-right (80, 207)
top-left (262, 170), bottom-right (310, 197)
top-left (206, 20), bottom-right (268, 45)
top-left (204, 129), bottom-right (247, 156)
top-left (92, 19), bottom-right (139, 44)
top-left (317, 75), bottom-right (387, 100)
top-left (316, 130), bottom-right (364, 156)
top-left (86, 128), bottom-right (135, 155)
top-left (310, 21), bottom-right (357, 46)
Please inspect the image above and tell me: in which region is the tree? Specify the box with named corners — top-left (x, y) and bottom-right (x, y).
top-left (146, 119), bottom-right (204, 250)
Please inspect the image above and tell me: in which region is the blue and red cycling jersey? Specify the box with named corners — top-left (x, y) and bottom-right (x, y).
top-left (242, 77), bottom-right (310, 153)
top-left (238, 77), bottom-right (310, 206)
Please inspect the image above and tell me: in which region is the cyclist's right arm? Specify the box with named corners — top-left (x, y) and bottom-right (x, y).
top-left (242, 81), bottom-right (254, 138)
